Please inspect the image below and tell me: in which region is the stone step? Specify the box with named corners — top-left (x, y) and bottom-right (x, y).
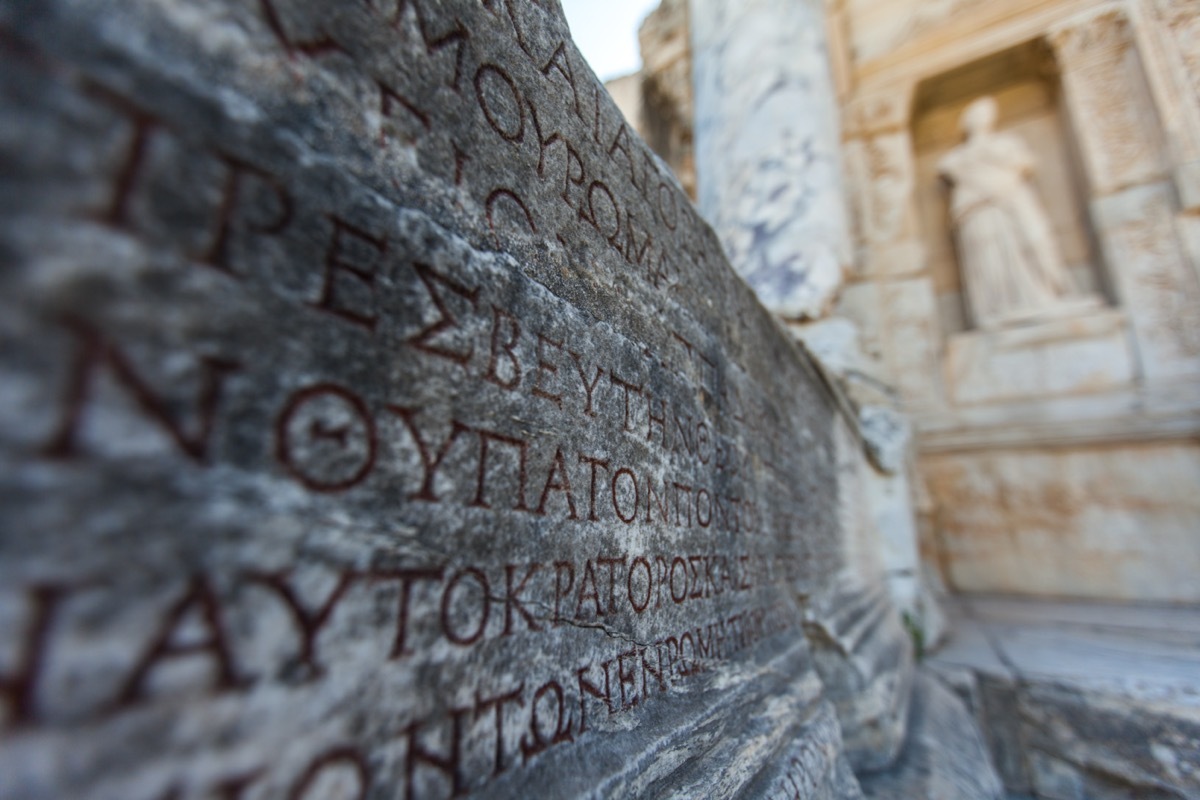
top-left (927, 594), bottom-right (1200, 799)
top-left (858, 669), bottom-right (1004, 800)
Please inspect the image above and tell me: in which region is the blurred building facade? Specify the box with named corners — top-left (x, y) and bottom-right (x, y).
top-left (610, 0), bottom-right (1200, 606)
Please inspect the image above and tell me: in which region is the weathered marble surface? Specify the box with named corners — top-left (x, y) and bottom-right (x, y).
top-left (929, 595), bottom-right (1200, 799)
top-left (0, 0), bottom-right (916, 797)
top-left (943, 310), bottom-right (1135, 405)
top-left (683, 6), bottom-right (926, 768)
top-left (858, 671), bottom-right (1003, 800)
top-left (923, 442), bottom-right (1200, 603)
top-left (787, 317), bottom-right (941, 648)
top-left (689, 0), bottom-right (851, 320)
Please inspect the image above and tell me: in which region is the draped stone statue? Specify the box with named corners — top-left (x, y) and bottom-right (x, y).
top-left (939, 96), bottom-right (1098, 330)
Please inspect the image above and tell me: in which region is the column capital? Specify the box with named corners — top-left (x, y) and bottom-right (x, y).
top-left (1048, 5), bottom-right (1133, 67)
top-left (843, 85), bottom-right (916, 138)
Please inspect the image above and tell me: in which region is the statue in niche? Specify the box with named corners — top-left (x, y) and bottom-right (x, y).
top-left (939, 96), bottom-right (1099, 330)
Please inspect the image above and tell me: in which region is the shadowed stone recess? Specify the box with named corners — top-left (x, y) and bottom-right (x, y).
top-left (858, 671), bottom-right (1003, 800)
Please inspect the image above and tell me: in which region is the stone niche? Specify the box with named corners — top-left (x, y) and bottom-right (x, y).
top-left (910, 40), bottom-right (1136, 406)
top-left (912, 40), bottom-right (1106, 333)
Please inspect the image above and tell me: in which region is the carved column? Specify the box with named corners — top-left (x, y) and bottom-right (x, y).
top-left (1048, 6), bottom-right (1167, 197)
top-left (842, 86), bottom-right (922, 277)
top-left (1138, 0), bottom-right (1200, 288)
top-left (1138, 0), bottom-right (1200, 209)
top-left (1050, 5), bottom-right (1200, 382)
top-left (688, 0), bottom-right (851, 320)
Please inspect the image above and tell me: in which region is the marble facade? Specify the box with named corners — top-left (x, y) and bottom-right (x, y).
top-left (610, 0), bottom-right (1200, 602)
top-left (828, 0), bottom-right (1200, 602)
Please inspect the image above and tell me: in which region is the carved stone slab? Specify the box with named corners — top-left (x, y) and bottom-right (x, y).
top-left (0, 1), bottom-right (869, 796)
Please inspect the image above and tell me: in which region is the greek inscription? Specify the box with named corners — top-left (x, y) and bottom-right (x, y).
top-left (475, 64), bottom-right (525, 143)
top-left (378, 80), bottom-right (431, 144)
top-left (389, 407), bottom-right (469, 502)
top-left (402, 710), bottom-right (468, 800)
top-left (246, 570), bottom-right (356, 677)
top-left (276, 383), bottom-right (377, 492)
top-left (257, 0), bottom-right (343, 56)
top-left (485, 187), bottom-right (538, 236)
top-left (288, 748), bottom-right (370, 800)
top-left (308, 215), bottom-right (388, 331)
top-left (115, 576), bottom-right (247, 708)
top-left (200, 155), bottom-right (294, 274)
top-left (374, 0), bottom-right (470, 91)
top-left (539, 42), bottom-right (582, 119)
top-left (531, 332), bottom-right (565, 406)
top-left (407, 262), bottom-right (481, 367)
top-left (0, 585), bottom-right (69, 728)
top-left (42, 317), bottom-right (240, 463)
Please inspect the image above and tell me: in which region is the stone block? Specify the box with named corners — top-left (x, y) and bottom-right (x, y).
top-left (943, 309), bottom-right (1135, 405)
top-left (1051, 7), bottom-right (1169, 198)
top-left (834, 281), bottom-right (884, 356)
top-left (921, 442), bottom-right (1200, 602)
top-left (0, 0), bottom-right (918, 796)
top-left (810, 419), bottom-right (914, 775)
top-left (1176, 159), bottom-right (1200, 212)
top-left (1020, 681), bottom-right (1200, 799)
top-left (844, 133), bottom-right (915, 251)
top-left (864, 239), bottom-right (926, 279)
top-left (864, 467), bottom-right (919, 611)
top-left (1092, 184), bottom-right (1200, 383)
top-left (878, 277), bottom-right (943, 411)
top-left (858, 671), bottom-right (1003, 800)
